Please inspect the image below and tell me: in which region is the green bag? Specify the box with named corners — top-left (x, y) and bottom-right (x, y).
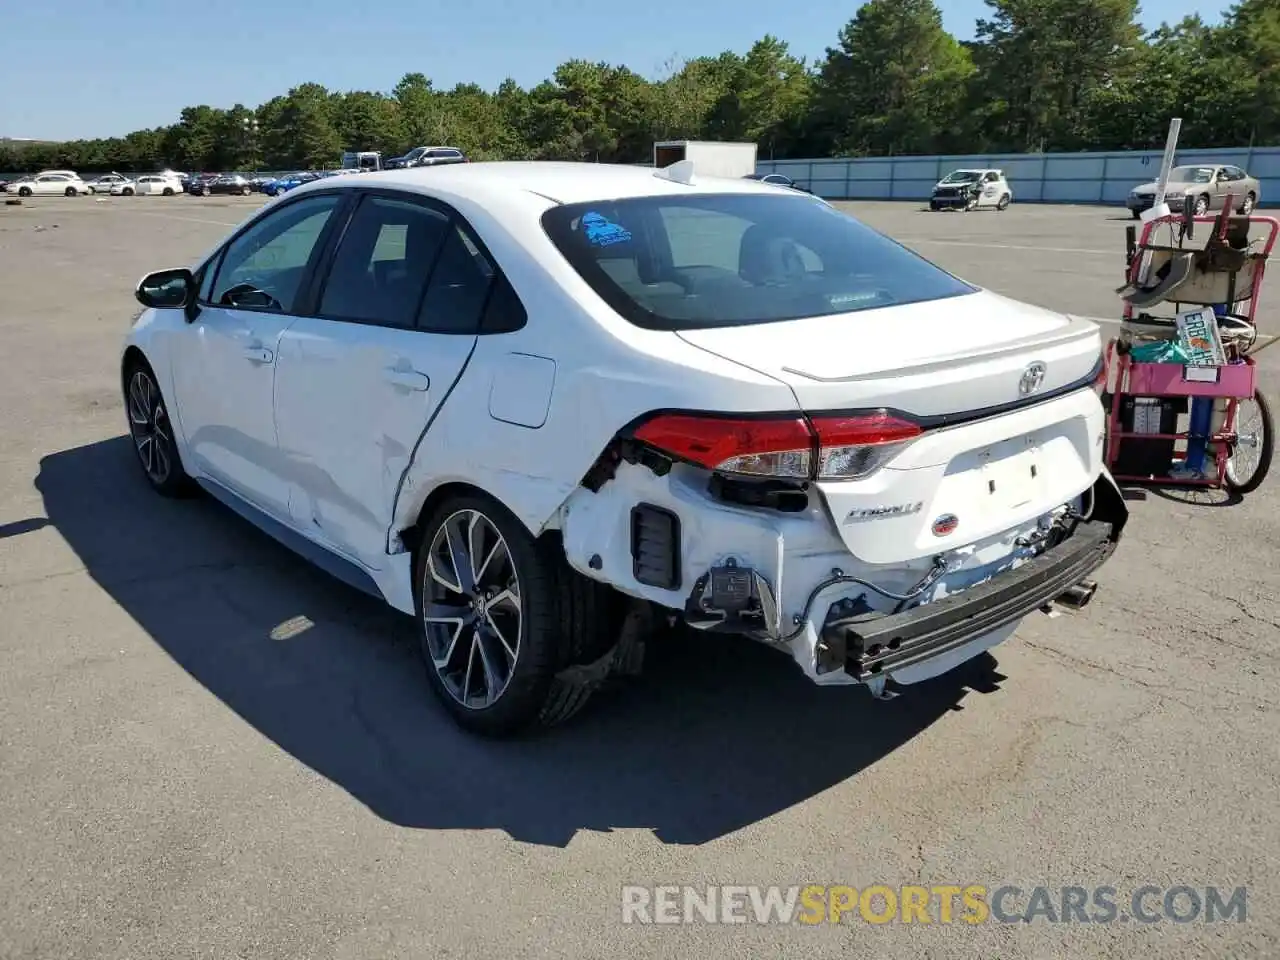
top-left (1129, 339), bottom-right (1190, 363)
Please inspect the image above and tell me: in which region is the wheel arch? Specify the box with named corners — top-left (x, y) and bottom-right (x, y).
top-left (397, 479), bottom-right (562, 557)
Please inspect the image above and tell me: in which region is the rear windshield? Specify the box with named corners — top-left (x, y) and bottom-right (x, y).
top-left (540, 193), bottom-right (975, 331)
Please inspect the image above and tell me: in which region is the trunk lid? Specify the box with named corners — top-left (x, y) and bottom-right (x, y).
top-left (676, 289), bottom-right (1106, 564)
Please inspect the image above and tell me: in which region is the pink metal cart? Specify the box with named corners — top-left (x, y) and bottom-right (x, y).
top-left (1101, 196), bottom-right (1275, 492)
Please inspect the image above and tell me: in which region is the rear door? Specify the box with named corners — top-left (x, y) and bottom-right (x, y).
top-left (273, 190), bottom-right (502, 570)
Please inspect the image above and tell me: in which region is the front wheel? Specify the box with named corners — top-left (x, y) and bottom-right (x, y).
top-left (1131, 209), bottom-right (1142, 220)
top-left (1240, 193), bottom-right (1257, 215)
top-left (1194, 194), bottom-right (1210, 216)
top-left (18, 186), bottom-right (31, 197)
top-left (122, 187), bottom-right (134, 196)
top-left (124, 361), bottom-right (195, 497)
top-left (414, 495), bottom-right (617, 736)
top-left (163, 187), bottom-right (174, 196)
top-left (64, 186), bottom-right (76, 197)
top-left (1225, 390), bottom-right (1274, 494)
top-left (996, 194), bottom-right (1011, 211)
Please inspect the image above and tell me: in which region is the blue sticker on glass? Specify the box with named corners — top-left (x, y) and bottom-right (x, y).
top-left (582, 210), bottom-right (632, 247)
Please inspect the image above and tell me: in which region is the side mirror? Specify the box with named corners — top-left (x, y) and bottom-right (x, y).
top-left (135, 267), bottom-right (195, 310)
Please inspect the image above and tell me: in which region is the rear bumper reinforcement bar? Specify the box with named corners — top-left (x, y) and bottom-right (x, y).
top-left (819, 518), bottom-right (1118, 681)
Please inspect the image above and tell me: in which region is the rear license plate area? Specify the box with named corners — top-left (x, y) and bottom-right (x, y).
top-left (980, 441), bottom-right (1045, 512)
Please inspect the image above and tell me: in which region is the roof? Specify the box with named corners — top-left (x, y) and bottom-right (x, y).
top-left (335, 161), bottom-right (783, 205)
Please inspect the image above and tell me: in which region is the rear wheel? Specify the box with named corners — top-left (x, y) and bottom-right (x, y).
top-left (414, 494), bottom-right (619, 736)
top-left (163, 187), bottom-right (174, 196)
top-left (1239, 192), bottom-right (1256, 215)
top-left (1194, 194), bottom-right (1210, 216)
top-left (1225, 390), bottom-right (1274, 494)
top-left (64, 186), bottom-right (76, 197)
top-left (996, 194), bottom-right (1011, 211)
top-left (122, 187), bottom-right (134, 196)
top-left (18, 186), bottom-right (31, 197)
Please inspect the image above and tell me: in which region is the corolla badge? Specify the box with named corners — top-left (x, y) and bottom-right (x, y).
top-left (844, 501), bottom-right (923, 522)
top-left (1019, 361), bottom-right (1047, 396)
top-left (931, 514), bottom-right (959, 536)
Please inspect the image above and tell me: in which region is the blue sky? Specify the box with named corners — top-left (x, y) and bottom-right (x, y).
top-left (1, 0), bottom-right (1229, 141)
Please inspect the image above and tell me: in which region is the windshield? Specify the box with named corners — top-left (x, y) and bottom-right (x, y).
top-left (404, 147), bottom-right (428, 160)
top-left (941, 170), bottom-right (982, 184)
top-left (1170, 166), bottom-right (1216, 184)
top-left (541, 193), bottom-right (976, 331)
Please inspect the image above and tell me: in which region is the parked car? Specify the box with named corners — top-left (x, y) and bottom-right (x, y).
top-left (263, 171), bottom-right (321, 196)
top-left (385, 146), bottom-right (468, 170)
top-left (109, 178), bottom-right (138, 196)
top-left (9, 172), bottom-right (90, 197)
top-left (191, 173), bottom-right (252, 196)
top-left (86, 173), bottom-right (131, 194)
top-left (118, 174), bottom-right (182, 196)
top-left (930, 169), bottom-right (1012, 211)
top-left (743, 172), bottom-right (811, 193)
top-left (121, 161), bottom-right (1127, 736)
top-left (1126, 164), bottom-right (1260, 219)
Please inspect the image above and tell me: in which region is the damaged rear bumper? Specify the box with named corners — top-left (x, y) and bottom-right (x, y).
top-left (817, 515), bottom-right (1118, 681)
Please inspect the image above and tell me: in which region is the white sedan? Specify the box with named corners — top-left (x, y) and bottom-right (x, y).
top-left (10, 173), bottom-right (90, 197)
top-left (114, 175), bottom-right (182, 196)
top-left (86, 174), bottom-right (131, 194)
top-left (121, 161), bottom-right (1127, 736)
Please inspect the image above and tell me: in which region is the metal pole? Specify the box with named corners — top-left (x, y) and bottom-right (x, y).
top-left (1138, 117), bottom-right (1182, 286)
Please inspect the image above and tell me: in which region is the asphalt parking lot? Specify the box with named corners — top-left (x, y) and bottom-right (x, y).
top-left (1, 193), bottom-right (1277, 960)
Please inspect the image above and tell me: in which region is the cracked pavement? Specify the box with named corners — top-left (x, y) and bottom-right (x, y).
top-left (0, 196), bottom-right (1277, 959)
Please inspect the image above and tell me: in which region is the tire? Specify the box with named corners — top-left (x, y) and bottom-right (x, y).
top-left (64, 186), bottom-right (76, 197)
top-left (996, 194), bottom-right (1011, 211)
top-left (1225, 390), bottom-right (1274, 494)
top-left (929, 200), bottom-right (939, 211)
top-left (964, 196), bottom-right (977, 212)
top-left (18, 187), bottom-right (31, 197)
top-left (123, 359), bottom-right (196, 498)
top-left (123, 188), bottom-right (134, 196)
top-left (414, 494), bottom-right (620, 736)
top-left (1194, 194), bottom-right (1210, 216)
top-left (200, 186), bottom-right (209, 196)
top-left (1239, 192), bottom-right (1256, 215)
top-left (89, 187), bottom-right (97, 194)
top-left (1131, 209), bottom-right (1142, 220)
top-left (163, 187), bottom-right (174, 196)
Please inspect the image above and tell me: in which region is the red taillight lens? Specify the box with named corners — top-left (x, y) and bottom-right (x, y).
top-left (630, 410), bottom-right (921, 481)
top-left (810, 413), bottom-right (922, 480)
top-left (632, 414), bottom-right (814, 479)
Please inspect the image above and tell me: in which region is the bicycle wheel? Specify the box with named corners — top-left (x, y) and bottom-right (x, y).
top-left (1225, 390), bottom-right (1274, 494)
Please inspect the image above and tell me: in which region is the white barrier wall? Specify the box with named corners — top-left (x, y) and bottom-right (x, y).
top-left (756, 147), bottom-right (1280, 206)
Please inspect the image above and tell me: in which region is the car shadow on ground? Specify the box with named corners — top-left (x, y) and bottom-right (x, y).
top-left (36, 437), bottom-right (1005, 847)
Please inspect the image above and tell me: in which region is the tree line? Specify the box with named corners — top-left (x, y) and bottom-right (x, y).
top-left (4, 0), bottom-right (1278, 175)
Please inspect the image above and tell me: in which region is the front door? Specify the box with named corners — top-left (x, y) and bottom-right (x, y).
top-left (274, 192), bottom-right (497, 570)
top-left (170, 192), bottom-right (346, 518)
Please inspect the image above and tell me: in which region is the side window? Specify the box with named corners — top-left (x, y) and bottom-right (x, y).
top-left (416, 224), bottom-right (497, 334)
top-left (318, 195), bottom-right (451, 328)
top-left (480, 274), bottom-right (527, 334)
top-left (210, 194), bottom-right (341, 313)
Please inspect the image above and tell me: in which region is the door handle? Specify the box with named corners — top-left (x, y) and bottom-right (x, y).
top-left (383, 367), bottom-right (430, 391)
top-left (243, 346), bottom-right (273, 363)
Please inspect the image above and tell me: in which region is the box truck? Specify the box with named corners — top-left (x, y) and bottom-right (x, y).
top-left (652, 141), bottom-right (758, 179)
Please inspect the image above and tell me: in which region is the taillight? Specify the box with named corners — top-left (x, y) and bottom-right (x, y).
top-left (630, 410), bottom-right (921, 482)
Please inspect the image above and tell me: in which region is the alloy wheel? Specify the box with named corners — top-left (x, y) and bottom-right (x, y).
top-left (126, 369), bottom-right (173, 485)
top-left (1227, 396), bottom-right (1266, 488)
top-left (421, 508), bottom-right (523, 710)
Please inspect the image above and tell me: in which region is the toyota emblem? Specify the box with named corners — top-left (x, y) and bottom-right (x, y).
top-left (931, 514), bottom-right (959, 536)
top-left (1019, 361), bottom-right (1047, 396)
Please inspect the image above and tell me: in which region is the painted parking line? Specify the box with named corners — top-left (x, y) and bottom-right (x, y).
top-left (899, 238), bottom-right (1116, 256)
